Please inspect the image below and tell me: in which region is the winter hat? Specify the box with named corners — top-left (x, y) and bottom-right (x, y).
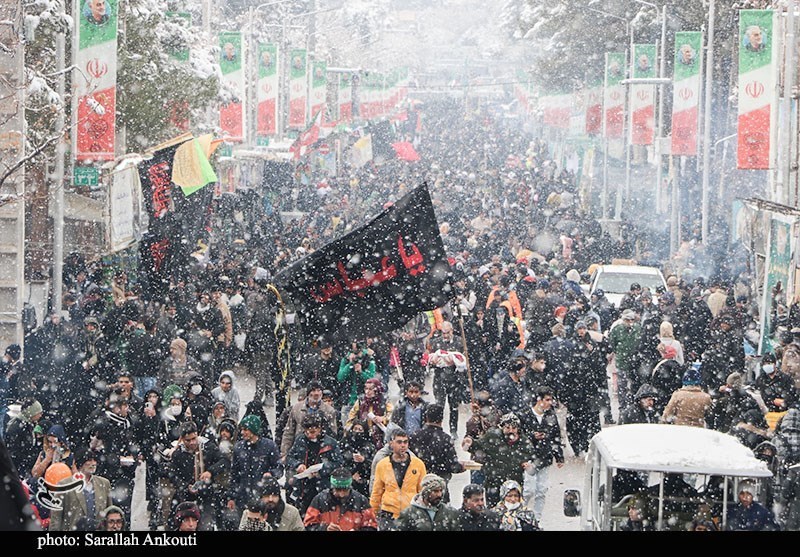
top-left (499, 412), bottom-right (521, 428)
top-left (5, 344), bottom-right (21, 361)
top-left (682, 368), bottom-right (702, 386)
top-left (662, 346), bottom-right (678, 360)
top-left (20, 399), bottom-right (43, 422)
top-left (621, 309), bottom-right (637, 321)
top-left (574, 320), bottom-right (588, 331)
top-left (330, 467), bottom-right (353, 489)
top-left (218, 419), bottom-right (237, 438)
top-left (240, 414), bottom-right (262, 435)
top-left (566, 269), bottom-right (581, 283)
top-left (499, 479), bottom-right (522, 501)
top-left (659, 292), bottom-right (675, 305)
top-left (162, 384), bottom-right (183, 403)
top-left (420, 474), bottom-right (446, 499)
top-left (538, 279), bottom-right (550, 291)
top-left (635, 383), bottom-right (658, 401)
top-left (593, 288), bottom-right (605, 298)
top-left (260, 475), bottom-right (282, 496)
top-left (102, 505), bottom-right (126, 522)
top-left (738, 481), bottom-right (756, 495)
top-left (726, 372), bottom-right (743, 389)
top-left (175, 501), bottom-right (201, 521)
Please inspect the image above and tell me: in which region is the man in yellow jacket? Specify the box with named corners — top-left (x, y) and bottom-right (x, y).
top-left (370, 428), bottom-right (426, 530)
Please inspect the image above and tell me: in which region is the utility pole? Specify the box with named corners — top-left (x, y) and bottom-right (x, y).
top-left (779, 0), bottom-right (796, 206)
top-left (53, 28), bottom-right (65, 313)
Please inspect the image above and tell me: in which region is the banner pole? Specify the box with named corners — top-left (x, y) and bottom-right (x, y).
top-left (458, 313), bottom-right (475, 405)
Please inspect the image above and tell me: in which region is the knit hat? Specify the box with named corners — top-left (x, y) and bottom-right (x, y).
top-left (20, 399), bottom-right (43, 422)
top-left (499, 412), bottom-right (521, 428)
top-left (738, 481), bottom-right (756, 495)
top-left (682, 368), bottom-right (702, 386)
top-left (5, 344), bottom-right (21, 361)
top-left (260, 475), bottom-right (282, 496)
top-left (162, 384), bottom-right (183, 403)
top-left (662, 346), bottom-right (677, 360)
top-left (420, 474), bottom-right (446, 499)
top-left (175, 501), bottom-right (201, 521)
top-left (726, 372), bottom-right (743, 389)
top-left (574, 320), bottom-right (587, 330)
top-left (330, 467), bottom-right (353, 489)
top-left (621, 309), bottom-right (637, 321)
top-left (499, 479), bottom-right (522, 501)
top-left (240, 414), bottom-right (262, 435)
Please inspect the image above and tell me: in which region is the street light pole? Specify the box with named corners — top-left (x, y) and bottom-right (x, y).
top-left (779, 0), bottom-right (796, 206)
top-left (701, 0), bottom-right (715, 244)
top-left (634, 0), bottom-right (666, 214)
top-left (587, 6), bottom-right (629, 223)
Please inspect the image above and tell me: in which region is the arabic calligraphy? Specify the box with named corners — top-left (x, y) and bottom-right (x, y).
top-left (308, 234), bottom-right (426, 304)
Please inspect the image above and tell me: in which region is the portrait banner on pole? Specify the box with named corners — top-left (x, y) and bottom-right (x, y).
top-left (671, 31), bottom-right (703, 156)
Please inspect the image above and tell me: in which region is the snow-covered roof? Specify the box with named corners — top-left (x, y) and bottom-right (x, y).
top-left (593, 424), bottom-right (773, 477)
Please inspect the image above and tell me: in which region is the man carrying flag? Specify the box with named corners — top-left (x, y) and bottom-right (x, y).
top-left (275, 184), bottom-right (454, 342)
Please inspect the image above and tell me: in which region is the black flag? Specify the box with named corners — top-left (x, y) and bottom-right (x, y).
top-left (275, 184), bottom-right (453, 340)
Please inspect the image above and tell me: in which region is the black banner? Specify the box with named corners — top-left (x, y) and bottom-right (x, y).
top-left (275, 184), bottom-right (453, 340)
top-left (137, 141), bottom-right (213, 301)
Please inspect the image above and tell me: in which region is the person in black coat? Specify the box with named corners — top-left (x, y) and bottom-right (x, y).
top-left (165, 421), bottom-right (229, 531)
top-left (561, 322), bottom-right (605, 456)
top-left (755, 353), bottom-right (797, 413)
top-left (541, 323), bottom-right (575, 402)
top-left (649, 346), bottom-right (684, 414)
top-left (458, 484), bottom-right (501, 531)
top-left (701, 316), bottom-right (745, 389)
top-left (409, 404), bottom-right (465, 503)
top-left (339, 420), bottom-right (376, 499)
top-left (619, 384), bottom-right (660, 425)
top-left (489, 350), bottom-right (532, 418)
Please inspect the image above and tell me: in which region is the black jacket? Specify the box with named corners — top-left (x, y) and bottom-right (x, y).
top-left (458, 508), bottom-right (502, 531)
top-left (166, 439), bottom-right (230, 504)
top-left (409, 424), bottom-right (463, 479)
top-left (755, 371), bottom-right (797, 413)
top-left (520, 407), bottom-right (564, 469)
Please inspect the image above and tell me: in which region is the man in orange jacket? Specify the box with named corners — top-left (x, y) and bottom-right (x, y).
top-left (370, 428), bottom-right (426, 530)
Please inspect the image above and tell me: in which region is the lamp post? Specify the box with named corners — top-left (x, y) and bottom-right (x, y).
top-left (633, 0), bottom-right (668, 214)
top-left (587, 7), bottom-right (629, 223)
top-left (701, 0), bottom-right (715, 244)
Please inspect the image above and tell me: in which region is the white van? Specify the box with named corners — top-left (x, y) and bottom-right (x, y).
top-left (563, 424), bottom-right (773, 531)
top-left (588, 264), bottom-right (667, 307)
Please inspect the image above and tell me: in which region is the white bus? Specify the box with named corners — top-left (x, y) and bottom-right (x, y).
top-left (564, 424), bottom-right (773, 531)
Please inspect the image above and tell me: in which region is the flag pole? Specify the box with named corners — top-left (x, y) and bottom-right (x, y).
top-left (458, 313), bottom-right (475, 405)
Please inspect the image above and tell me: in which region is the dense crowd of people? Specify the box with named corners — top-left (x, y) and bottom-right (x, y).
top-left (2, 100), bottom-right (800, 532)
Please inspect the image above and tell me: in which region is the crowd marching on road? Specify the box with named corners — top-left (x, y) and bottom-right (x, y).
top-left (2, 100), bottom-right (800, 532)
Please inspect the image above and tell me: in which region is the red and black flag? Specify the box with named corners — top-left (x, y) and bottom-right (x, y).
top-left (138, 138), bottom-right (214, 301)
top-left (275, 184), bottom-right (453, 340)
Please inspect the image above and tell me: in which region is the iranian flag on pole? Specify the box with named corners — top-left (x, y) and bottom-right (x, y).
top-left (310, 61), bottom-right (327, 123)
top-left (586, 81), bottom-right (603, 136)
top-left (631, 44), bottom-right (656, 145)
top-left (289, 48), bottom-right (307, 129)
top-left (219, 32), bottom-right (244, 142)
top-left (339, 74), bottom-right (353, 123)
top-left (74, 0), bottom-right (118, 161)
top-left (604, 52), bottom-right (625, 138)
top-left (256, 43), bottom-right (278, 138)
top-left (671, 31), bottom-right (703, 155)
top-left (737, 9), bottom-right (779, 169)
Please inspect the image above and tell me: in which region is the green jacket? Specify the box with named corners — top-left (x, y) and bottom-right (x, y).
top-left (337, 351), bottom-right (376, 405)
top-left (469, 427), bottom-right (535, 506)
top-left (609, 322), bottom-right (642, 371)
top-left (395, 497), bottom-right (460, 531)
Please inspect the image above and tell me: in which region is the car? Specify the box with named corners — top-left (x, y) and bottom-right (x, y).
top-left (588, 264), bottom-right (667, 307)
top-left (563, 424), bottom-right (773, 531)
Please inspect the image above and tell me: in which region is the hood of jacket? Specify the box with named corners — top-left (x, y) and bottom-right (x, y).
top-left (219, 370), bottom-right (236, 385)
